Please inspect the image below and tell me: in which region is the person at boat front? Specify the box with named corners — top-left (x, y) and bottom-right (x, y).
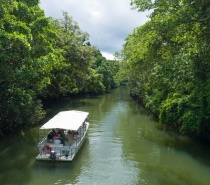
top-left (66, 130), bottom-right (74, 146)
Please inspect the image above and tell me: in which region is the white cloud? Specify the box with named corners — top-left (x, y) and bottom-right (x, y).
top-left (101, 52), bottom-right (114, 60)
top-left (39, 0), bottom-right (149, 60)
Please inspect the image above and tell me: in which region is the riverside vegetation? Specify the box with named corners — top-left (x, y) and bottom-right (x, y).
top-left (116, 0), bottom-right (210, 143)
top-left (1, 0), bottom-right (210, 145)
top-left (0, 0), bottom-right (119, 136)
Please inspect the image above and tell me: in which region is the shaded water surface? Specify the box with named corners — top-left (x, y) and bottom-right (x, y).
top-left (1, 87), bottom-right (210, 185)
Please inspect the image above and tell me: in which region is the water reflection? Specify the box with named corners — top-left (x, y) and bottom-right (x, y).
top-left (33, 139), bottom-right (90, 185)
top-left (0, 133), bottom-right (36, 185)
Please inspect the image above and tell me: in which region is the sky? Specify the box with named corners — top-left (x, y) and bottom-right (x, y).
top-left (39, 0), bottom-right (149, 60)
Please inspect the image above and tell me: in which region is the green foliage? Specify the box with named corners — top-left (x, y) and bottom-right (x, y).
top-left (122, 0), bottom-right (210, 140)
top-left (0, 2), bottom-right (119, 136)
top-left (44, 12), bottom-right (108, 97)
top-left (0, 0), bottom-right (59, 135)
top-left (85, 68), bottom-right (105, 94)
top-left (131, 0), bottom-right (154, 12)
top-left (114, 60), bottom-right (129, 85)
top-left (92, 50), bottom-right (119, 91)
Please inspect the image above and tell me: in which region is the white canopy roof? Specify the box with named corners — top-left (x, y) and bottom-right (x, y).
top-left (40, 110), bottom-right (89, 131)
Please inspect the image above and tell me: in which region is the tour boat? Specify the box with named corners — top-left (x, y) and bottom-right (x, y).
top-left (36, 110), bottom-right (89, 161)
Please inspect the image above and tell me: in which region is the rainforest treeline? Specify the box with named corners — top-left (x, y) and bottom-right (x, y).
top-left (1, 0), bottom-right (210, 143)
top-left (0, 0), bottom-right (119, 136)
top-left (117, 0), bottom-right (210, 142)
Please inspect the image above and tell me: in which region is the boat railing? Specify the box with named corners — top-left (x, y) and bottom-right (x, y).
top-left (37, 122), bottom-right (89, 160)
top-left (38, 145), bottom-right (76, 159)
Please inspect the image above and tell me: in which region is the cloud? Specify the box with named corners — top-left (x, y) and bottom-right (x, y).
top-left (40, 0), bottom-right (149, 60)
top-left (101, 52), bottom-right (115, 60)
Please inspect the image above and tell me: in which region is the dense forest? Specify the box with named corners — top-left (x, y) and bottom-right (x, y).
top-left (117, 0), bottom-right (210, 142)
top-left (0, 0), bottom-right (119, 136)
top-left (1, 0), bottom-right (210, 144)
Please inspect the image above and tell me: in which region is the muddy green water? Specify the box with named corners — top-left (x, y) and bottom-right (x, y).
top-left (0, 86), bottom-right (210, 185)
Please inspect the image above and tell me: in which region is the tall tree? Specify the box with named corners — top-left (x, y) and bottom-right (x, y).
top-left (0, 0), bottom-right (61, 135)
top-left (121, 0), bottom-right (210, 140)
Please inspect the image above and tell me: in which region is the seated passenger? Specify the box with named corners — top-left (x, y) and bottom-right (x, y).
top-left (72, 130), bottom-right (79, 139)
top-left (58, 129), bottom-right (65, 145)
top-left (53, 129), bottom-right (59, 140)
top-left (47, 131), bottom-right (54, 143)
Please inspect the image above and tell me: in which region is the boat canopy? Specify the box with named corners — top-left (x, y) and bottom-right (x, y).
top-left (40, 110), bottom-right (89, 131)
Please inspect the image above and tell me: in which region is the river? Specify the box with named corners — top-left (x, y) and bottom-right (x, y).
top-left (0, 86), bottom-right (210, 185)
